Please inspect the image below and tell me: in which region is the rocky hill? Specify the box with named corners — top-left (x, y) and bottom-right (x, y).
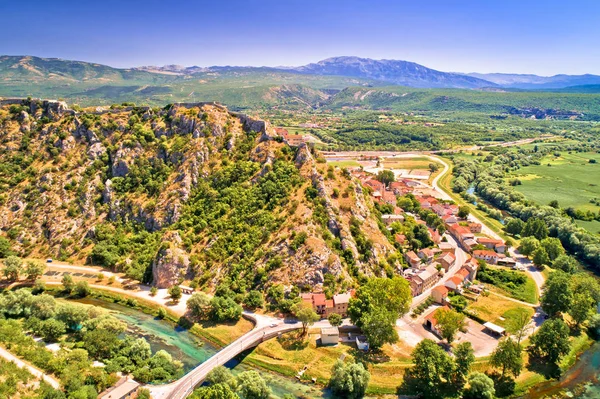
top-left (0, 98), bottom-right (397, 292)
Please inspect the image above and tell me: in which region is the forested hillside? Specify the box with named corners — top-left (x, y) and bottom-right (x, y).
top-left (0, 99), bottom-right (396, 293)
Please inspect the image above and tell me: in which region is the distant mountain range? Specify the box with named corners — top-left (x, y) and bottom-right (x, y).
top-left (465, 72), bottom-right (600, 89)
top-left (3, 55), bottom-right (600, 91)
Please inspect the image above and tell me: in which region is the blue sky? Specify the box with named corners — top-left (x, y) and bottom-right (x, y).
top-left (1, 0), bottom-right (599, 75)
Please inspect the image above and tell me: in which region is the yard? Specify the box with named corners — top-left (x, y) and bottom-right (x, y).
top-left (511, 152), bottom-right (600, 215)
top-left (477, 264), bottom-right (539, 304)
top-left (465, 294), bottom-right (534, 330)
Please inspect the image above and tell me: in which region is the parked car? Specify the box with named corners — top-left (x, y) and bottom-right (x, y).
top-left (46, 258), bottom-right (53, 263)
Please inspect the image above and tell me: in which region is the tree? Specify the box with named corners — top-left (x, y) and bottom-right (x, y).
top-left (453, 342), bottom-right (475, 385)
top-left (530, 318), bottom-right (570, 364)
top-left (74, 281), bottom-right (91, 297)
top-left (328, 313), bottom-right (343, 327)
top-left (521, 218), bottom-right (548, 240)
top-left (506, 308), bottom-right (531, 344)
top-left (457, 206), bottom-right (470, 219)
top-left (209, 296), bottom-right (242, 322)
top-left (137, 388), bottom-right (151, 399)
top-left (552, 255), bottom-right (577, 274)
top-left (150, 286), bottom-right (158, 296)
top-left (192, 384), bottom-right (237, 399)
top-left (235, 370), bottom-right (270, 399)
top-left (61, 273), bottom-right (74, 293)
top-left (329, 360), bottom-right (370, 399)
top-left (541, 271), bottom-right (573, 317)
top-left (187, 292), bottom-right (211, 318)
top-left (569, 292), bottom-right (595, 327)
top-left (404, 339), bottom-right (454, 399)
top-left (40, 319), bottom-right (67, 342)
top-left (206, 366), bottom-right (235, 387)
top-left (168, 285), bottom-right (182, 303)
top-left (505, 218), bottom-right (525, 236)
top-left (519, 236), bottom-right (540, 256)
top-left (491, 338), bottom-right (523, 377)
top-left (429, 163), bottom-right (440, 173)
top-left (532, 247), bottom-right (550, 268)
top-left (540, 237), bottom-right (564, 262)
top-left (376, 170), bottom-right (395, 187)
top-left (435, 308), bottom-right (465, 344)
top-left (463, 372), bottom-right (495, 399)
top-left (244, 290), bottom-right (264, 309)
top-left (31, 294), bottom-right (57, 319)
top-left (549, 199), bottom-right (560, 209)
top-left (291, 302), bottom-right (319, 335)
top-left (25, 261), bottom-right (45, 280)
top-left (361, 309), bottom-right (398, 350)
top-left (156, 307), bottom-right (167, 319)
top-left (571, 273), bottom-right (600, 303)
top-left (3, 255), bottom-right (23, 281)
top-left (0, 237), bottom-right (13, 258)
top-left (348, 276), bottom-right (411, 327)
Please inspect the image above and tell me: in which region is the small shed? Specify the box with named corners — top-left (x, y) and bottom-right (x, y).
top-left (483, 322), bottom-right (506, 337)
top-left (99, 378), bottom-right (140, 399)
top-left (320, 327), bottom-right (340, 345)
top-left (179, 285), bottom-right (194, 295)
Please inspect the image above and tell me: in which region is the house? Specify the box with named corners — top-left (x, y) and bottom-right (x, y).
top-left (473, 249), bottom-right (500, 264)
top-left (448, 224), bottom-right (475, 249)
top-left (439, 252), bottom-right (456, 271)
top-left (99, 378), bottom-right (140, 399)
top-left (312, 293), bottom-right (327, 315)
top-left (428, 228), bottom-right (441, 244)
top-left (274, 127), bottom-right (289, 136)
top-left (445, 274), bottom-right (465, 293)
top-left (394, 234), bottom-right (407, 245)
top-left (439, 242), bottom-right (455, 254)
top-left (284, 134), bottom-right (307, 147)
top-left (410, 265), bottom-right (439, 296)
top-left (415, 196), bottom-right (433, 209)
top-left (324, 299), bottom-right (335, 316)
top-left (381, 190), bottom-right (397, 206)
top-left (463, 258), bottom-right (479, 280)
top-left (431, 285), bottom-right (449, 304)
top-left (418, 248), bottom-right (435, 263)
top-left (463, 238), bottom-right (479, 252)
top-left (443, 214), bottom-right (458, 225)
top-left (320, 327), bottom-right (339, 345)
top-left (477, 238), bottom-right (507, 254)
top-left (405, 251), bottom-right (421, 268)
top-left (457, 267), bottom-right (471, 281)
top-left (468, 223), bottom-right (483, 233)
top-left (424, 306), bottom-right (450, 337)
top-left (332, 292), bottom-right (351, 317)
top-left (382, 214), bottom-right (405, 225)
top-left (364, 179), bottom-right (385, 192)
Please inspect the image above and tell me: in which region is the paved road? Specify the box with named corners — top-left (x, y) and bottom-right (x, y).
top-left (0, 346), bottom-right (61, 389)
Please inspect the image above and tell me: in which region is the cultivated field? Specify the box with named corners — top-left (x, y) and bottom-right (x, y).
top-left (511, 152), bottom-right (600, 214)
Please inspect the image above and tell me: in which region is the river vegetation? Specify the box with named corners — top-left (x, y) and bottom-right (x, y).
top-left (0, 287), bottom-right (184, 398)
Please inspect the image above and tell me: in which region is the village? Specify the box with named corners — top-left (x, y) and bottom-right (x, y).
top-left (293, 149), bottom-right (536, 356)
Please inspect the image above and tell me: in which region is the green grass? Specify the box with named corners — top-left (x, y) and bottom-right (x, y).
top-left (511, 151), bottom-right (600, 216)
top-left (327, 160), bottom-right (361, 168)
top-left (575, 219), bottom-right (600, 234)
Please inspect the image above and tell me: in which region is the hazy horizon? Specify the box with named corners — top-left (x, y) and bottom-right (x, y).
top-left (2, 0), bottom-right (599, 75)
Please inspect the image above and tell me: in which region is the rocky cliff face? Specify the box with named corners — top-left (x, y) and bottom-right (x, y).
top-left (0, 99), bottom-right (395, 292)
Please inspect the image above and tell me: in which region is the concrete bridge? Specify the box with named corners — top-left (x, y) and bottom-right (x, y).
top-left (149, 313), bottom-right (301, 399)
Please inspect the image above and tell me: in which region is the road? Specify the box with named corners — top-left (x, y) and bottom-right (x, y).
top-left (0, 346), bottom-right (61, 389)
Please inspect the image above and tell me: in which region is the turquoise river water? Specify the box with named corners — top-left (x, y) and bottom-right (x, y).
top-left (73, 298), bottom-right (328, 398)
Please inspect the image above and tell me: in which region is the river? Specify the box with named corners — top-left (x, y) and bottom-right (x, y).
top-left (73, 298), bottom-right (327, 398)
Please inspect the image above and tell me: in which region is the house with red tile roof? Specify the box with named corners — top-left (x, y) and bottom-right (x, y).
top-left (432, 286), bottom-right (449, 304)
top-left (405, 251), bottom-right (421, 268)
top-left (473, 249), bottom-right (500, 264)
top-left (428, 228), bottom-right (441, 244)
top-left (477, 237), bottom-right (507, 253)
top-left (445, 274), bottom-right (465, 292)
top-left (468, 223), bottom-right (483, 233)
top-left (395, 234), bottom-right (407, 245)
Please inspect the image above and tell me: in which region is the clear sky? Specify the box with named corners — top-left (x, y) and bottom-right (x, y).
top-left (1, 0), bottom-right (599, 75)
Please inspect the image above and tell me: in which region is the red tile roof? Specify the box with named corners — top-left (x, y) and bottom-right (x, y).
top-left (473, 249), bottom-right (498, 257)
top-left (312, 293), bottom-right (326, 307)
top-left (432, 286), bottom-right (449, 295)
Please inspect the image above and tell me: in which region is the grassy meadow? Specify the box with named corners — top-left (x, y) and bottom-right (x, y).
top-left (511, 152), bottom-right (600, 213)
